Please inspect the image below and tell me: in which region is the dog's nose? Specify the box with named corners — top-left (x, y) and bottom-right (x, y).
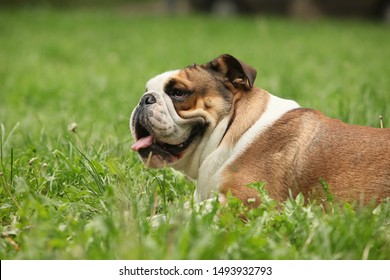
top-left (140, 93), bottom-right (157, 106)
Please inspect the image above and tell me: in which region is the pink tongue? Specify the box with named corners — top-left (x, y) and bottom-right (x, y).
top-left (131, 135), bottom-right (154, 151)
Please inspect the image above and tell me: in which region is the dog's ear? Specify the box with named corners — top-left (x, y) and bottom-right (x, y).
top-left (205, 54), bottom-right (257, 90)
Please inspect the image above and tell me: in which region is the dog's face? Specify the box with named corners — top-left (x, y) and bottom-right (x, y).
top-left (130, 54), bottom-right (257, 169)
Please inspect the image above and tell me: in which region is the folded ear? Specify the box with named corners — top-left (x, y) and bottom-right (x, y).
top-left (204, 54), bottom-right (257, 90)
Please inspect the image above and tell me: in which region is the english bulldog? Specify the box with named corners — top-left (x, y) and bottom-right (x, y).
top-left (130, 54), bottom-right (390, 207)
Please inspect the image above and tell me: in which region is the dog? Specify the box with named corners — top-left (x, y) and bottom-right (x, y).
top-left (130, 54), bottom-right (390, 207)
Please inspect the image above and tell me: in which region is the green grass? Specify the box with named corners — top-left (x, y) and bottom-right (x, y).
top-left (1, 8), bottom-right (390, 260)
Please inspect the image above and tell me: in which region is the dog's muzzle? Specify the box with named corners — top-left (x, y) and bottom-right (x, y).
top-left (130, 92), bottom-right (206, 163)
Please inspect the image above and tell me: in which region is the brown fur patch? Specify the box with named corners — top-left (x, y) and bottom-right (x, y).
top-left (168, 67), bottom-right (233, 122)
top-left (220, 108), bottom-right (390, 204)
top-left (221, 88), bottom-right (270, 148)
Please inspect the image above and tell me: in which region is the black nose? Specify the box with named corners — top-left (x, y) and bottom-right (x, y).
top-left (140, 93), bottom-right (157, 106)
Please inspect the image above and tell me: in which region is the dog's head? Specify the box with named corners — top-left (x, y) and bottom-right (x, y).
top-left (130, 54), bottom-right (257, 169)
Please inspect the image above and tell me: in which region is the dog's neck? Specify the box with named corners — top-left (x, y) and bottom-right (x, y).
top-left (173, 116), bottom-right (230, 179)
top-left (174, 88), bottom-right (264, 179)
top-left (196, 89), bottom-right (300, 202)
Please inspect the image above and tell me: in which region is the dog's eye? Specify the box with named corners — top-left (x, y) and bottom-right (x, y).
top-left (168, 88), bottom-right (191, 100)
top-left (173, 89), bottom-right (185, 97)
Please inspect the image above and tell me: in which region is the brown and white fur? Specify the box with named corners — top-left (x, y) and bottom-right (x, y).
top-left (130, 54), bottom-right (390, 207)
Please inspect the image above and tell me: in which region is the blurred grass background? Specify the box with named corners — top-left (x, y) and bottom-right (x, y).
top-left (0, 1), bottom-right (390, 259)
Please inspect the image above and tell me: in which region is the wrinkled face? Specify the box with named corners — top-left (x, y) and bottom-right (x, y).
top-left (130, 65), bottom-right (234, 168)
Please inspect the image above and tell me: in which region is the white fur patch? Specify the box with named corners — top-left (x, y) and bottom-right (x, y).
top-left (145, 70), bottom-right (184, 126)
top-left (146, 70), bottom-right (179, 93)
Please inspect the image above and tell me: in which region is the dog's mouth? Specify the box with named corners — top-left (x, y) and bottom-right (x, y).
top-left (131, 120), bottom-right (204, 161)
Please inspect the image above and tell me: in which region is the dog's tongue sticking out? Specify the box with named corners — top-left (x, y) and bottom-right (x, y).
top-left (131, 135), bottom-right (153, 151)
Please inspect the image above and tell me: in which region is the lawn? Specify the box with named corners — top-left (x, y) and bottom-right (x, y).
top-left (0, 7), bottom-right (390, 260)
